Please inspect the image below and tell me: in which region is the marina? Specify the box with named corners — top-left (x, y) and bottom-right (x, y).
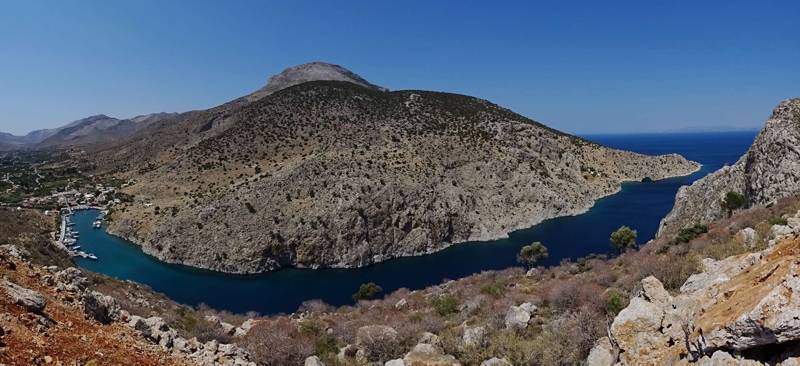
top-left (56, 205), bottom-right (105, 261)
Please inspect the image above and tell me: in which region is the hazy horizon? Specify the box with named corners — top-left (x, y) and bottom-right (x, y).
top-left (1, 1), bottom-right (798, 135)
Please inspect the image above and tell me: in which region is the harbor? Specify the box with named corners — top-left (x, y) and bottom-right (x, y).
top-left (56, 205), bottom-right (105, 260)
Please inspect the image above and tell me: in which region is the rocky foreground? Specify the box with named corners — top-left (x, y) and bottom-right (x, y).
top-left (0, 244), bottom-right (256, 366)
top-left (659, 98), bottom-right (800, 238)
top-left (591, 209), bottom-right (800, 365)
top-left (104, 62), bottom-right (699, 274)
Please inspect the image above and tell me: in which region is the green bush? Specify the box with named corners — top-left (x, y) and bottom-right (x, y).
top-left (769, 216), bottom-right (788, 226)
top-left (480, 282), bottom-right (506, 299)
top-left (352, 282), bottom-right (383, 301)
top-left (605, 289), bottom-right (627, 316)
top-left (674, 223), bottom-right (708, 244)
top-left (723, 191), bottom-right (746, 216)
top-left (432, 295), bottom-right (460, 316)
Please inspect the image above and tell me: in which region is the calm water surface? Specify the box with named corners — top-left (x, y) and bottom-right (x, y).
top-left (73, 131), bottom-right (757, 314)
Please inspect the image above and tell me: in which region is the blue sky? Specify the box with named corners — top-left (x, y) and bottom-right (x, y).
top-left (0, 1), bottom-right (798, 135)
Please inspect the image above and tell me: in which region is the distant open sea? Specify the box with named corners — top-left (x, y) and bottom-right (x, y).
top-left (72, 131), bottom-right (757, 314)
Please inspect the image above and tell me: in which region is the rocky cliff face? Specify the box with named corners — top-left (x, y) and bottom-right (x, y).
top-left (103, 65), bottom-right (699, 274)
top-left (658, 98), bottom-right (800, 237)
top-left (589, 210), bottom-right (800, 365)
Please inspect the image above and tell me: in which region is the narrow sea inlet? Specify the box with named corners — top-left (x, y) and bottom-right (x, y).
top-left (72, 132), bottom-right (756, 315)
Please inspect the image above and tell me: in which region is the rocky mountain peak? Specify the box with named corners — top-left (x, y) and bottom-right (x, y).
top-left (245, 61), bottom-right (387, 102)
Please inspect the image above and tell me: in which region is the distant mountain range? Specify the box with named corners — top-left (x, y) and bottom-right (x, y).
top-left (0, 112), bottom-right (177, 150)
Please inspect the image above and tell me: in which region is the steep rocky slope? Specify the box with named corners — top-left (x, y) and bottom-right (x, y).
top-left (589, 209), bottom-right (800, 365)
top-left (658, 98), bottom-right (800, 237)
top-left (0, 246), bottom-right (191, 365)
top-left (103, 64), bottom-right (699, 274)
top-left (0, 208), bottom-right (256, 366)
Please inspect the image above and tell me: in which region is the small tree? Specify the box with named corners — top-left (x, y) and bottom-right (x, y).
top-left (610, 226), bottom-right (637, 253)
top-left (722, 191), bottom-right (746, 217)
top-left (352, 282), bottom-right (383, 301)
top-left (517, 241), bottom-right (549, 268)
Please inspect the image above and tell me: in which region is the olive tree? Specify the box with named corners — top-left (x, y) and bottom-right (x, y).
top-left (517, 241), bottom-right (549, 268)
top-left (610, 226), bottom-right (637, 253)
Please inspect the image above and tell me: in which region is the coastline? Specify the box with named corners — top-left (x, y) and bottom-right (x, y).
top-left (102, 160), bottom-right (702, 275)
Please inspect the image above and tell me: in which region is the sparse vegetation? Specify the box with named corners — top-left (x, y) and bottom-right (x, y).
top-left (431, 294), bottom-right (460, 316)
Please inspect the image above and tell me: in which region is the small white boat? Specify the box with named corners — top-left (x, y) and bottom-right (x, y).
top-left (87, 254), bottom-right (98, 260)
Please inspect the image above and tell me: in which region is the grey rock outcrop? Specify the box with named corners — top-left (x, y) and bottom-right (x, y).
top-left (659, 98), bottom-right (800, 237)
top-left (2, 280), bottom-right (46, 314)
top-left (82, 290), bottom-right (120, 324)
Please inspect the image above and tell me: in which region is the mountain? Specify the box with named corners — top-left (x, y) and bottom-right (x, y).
top-left (658, 98), bottom-right (800, 237)
top-left (101, 63), bottom-right (700, 274)
top-left (0, 113), bottom-right (180, 150)
top-left (244, 61), bottom-right (387, 103)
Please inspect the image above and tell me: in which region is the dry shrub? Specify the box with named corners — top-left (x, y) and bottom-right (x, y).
top-left (240, 317), bottom-right (316, 366)
top-left (299, 299), bottom-right (335, 313)
top-left (545, 278), bottom-right (605, 314)
top-left (358, 328), bottom-right (403, 362)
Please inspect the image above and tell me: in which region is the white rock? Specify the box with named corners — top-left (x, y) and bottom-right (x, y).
top-left (395, 298), bottom-right (408, 309)
top-left (504, 305), bottom-right (531, 329)
top-left (385, 359), bottom-right (406, 366)
top-left (304, 355), bottom-right (325, 366)
top-left (519, 302), bottom-right (538, 315)
top-left (736, 227), bottom-right (759, 248)
top-left (586, 337), bottom-right (615, 366)
top-left (772, 224), bottom-right (794, 238)
top-left (480, 357), bottom-right (512, 366)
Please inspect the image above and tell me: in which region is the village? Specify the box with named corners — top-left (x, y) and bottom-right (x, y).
top-left (0, 150), bottom-right (138, 261)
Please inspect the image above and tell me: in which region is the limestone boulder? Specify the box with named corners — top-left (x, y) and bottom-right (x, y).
top-left (403, 343), bottom-right (460, 366)
top-left (2, 280), bottom-right (46, 314)
top-left (504, 305), bottom-right (531, 329)
top-left (586, 337), bottom-right (616, 366)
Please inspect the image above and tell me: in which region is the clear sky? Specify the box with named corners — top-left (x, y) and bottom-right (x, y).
top-left (1, 1), bottom-right (798, 135)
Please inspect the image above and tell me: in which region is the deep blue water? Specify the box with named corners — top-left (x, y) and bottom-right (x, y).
top-left (73, 131), bottom-right (757, 315)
